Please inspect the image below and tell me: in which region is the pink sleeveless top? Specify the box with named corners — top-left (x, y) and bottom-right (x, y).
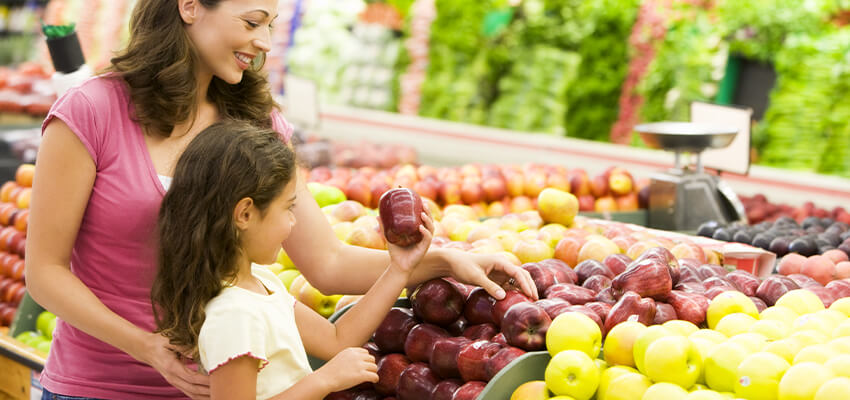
top-left (39, 76), bottom-right (292, 399)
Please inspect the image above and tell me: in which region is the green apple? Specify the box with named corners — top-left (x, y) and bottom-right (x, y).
top-left (726, 332), bottom-right (769, 353)
top-left (642, 382), bottom-right (689, 400)
top-left (748, 319), bottom-right (789, 341)
top-left (14, 331), bottom-right (40, 346)
top-left (689, 329), bottom-right (728, 344)
top-left (307, 182), bottom-right (346, 207)
top-left (689, 338), bottom-right (718, 385)
top-left (714, 313), bottom-right (758, 338)
top-left (706, 291), bottom-right (759, 330)
top-left (633, 325), bottom-right (675, 375)
top-left (605, 372), bottom-right (652, 400)
top-left (277, 269), bottom-right (301, 291)
top-left (643, 335), bottom-right (702, 389)
top-left (760, 306), bottom-right (800, 329)
top-left (276, 249), bottom-right (296, 270)
top-left (824, 353), bottom-right (850, 378)
top-left (549, 397), bottom-right (577, 400)
top-left (597, 366), bottom-right (638, 400)
top-left (544, 350), bottom-right (599, 400)
top-left (734, 351), bottom-right (790, 400)
top-left (685, 390), bottom-right (725, 400)
top-left (510, 380), bottom-right (550, 400)
top-left (663, 320), bottom-right (700, 336)
top-left (36, 311), bottom-right (57, 339)
top-left (829, 297), bottom-right (850, 318)
top-left (814, 377), bottom-right (850, 400)
top-left (777, 362), bottom-right (834, 400)
top-left (775, 289), bottom-right (825, 316)
top-left (604, 321), bottom-right (647, 367)
top-left (704, 341), bottom-right (752, 393)
top-left (35, 338), bottom-right (51, 354)
top-left (547, 312), bottom-right (602, 359)
top-left (297, 282), bottom-right (342, 318)
top-left (763, 338), bottom-right (804, 364)
top-left (792, 344), bottom-right (833, 364)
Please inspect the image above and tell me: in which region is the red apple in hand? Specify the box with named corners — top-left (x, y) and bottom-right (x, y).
top-left (379, 188), bottom-right (424, 247)
top-left (493, 290), bottom-right (531, 326)
top-left (485, 346), bottom-right (526, 381)
top-left (404, 323), bottom-right (449, 363)
top-left (374, 308), bottom-right (418, 353)
top-left (457, 340), bottom-right (503, 382)
top-left (397, 363), bottom-right (440, 400)
top-left (376, 353), bottom-right (411, 395)
top-left (500, 302), bottom-right (551, 351)
top-left (463, 287), bottom-right (496, 325)
top-left (411, 278), bottom-right (465, 326)
top-left (430, 337), bottom-right (471, 379)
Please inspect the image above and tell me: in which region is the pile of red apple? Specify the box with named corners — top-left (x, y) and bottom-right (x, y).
top-left (332, 141), bottom-right (418, 169)
top-left (0, 62), bottom-right (55, 117)
top-left (0, 164), bottom-right (34, 327)
top-left (308, 163), bottom-right (645, 214)
top-left (740, 193), bottom-right (850, 225)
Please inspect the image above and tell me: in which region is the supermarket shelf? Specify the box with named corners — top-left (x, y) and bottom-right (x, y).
top-left (313, 104), bottom-right (850, 209)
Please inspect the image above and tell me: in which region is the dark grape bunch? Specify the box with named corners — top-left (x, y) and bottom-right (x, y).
top-left (697, 217), bottom-right (850, 258)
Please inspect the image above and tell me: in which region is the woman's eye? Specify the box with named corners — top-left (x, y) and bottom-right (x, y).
top-left (245, 20), bottom-right (259, 28)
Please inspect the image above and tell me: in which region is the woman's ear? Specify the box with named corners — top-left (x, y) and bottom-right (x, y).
top-left (178, 0), bottom-right (200, 24)
top-left (233, 197), bottom-right (255, 230)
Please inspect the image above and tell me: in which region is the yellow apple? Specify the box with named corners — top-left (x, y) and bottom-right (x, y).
top-left (685, 390), bottom-right (726, 400)
top-left (577, 236), bottom-right (621, 263)
top-left (597, 366), bottom-right (638, 400)
top-left (814, 377), bottom-right (850, 400)
top-left (547, 312), bottom-right (602, 359)
top-left (604, 321), bottom-right (647, 367)
top-left (748, 319), bottom-right (790, 341)
top-left (775, 289), bottom-right (825, 316)
top-left (277, 249), bottom-right (296, 270)
top-left (714, 313), bottom-right (758, 338)
top-left (332, 221), bottom-right (355, 241)
top-left (494, 230), bottom-right (522, 252)
top-left (761, 306), bottom-right (800, 329)
top-left (829, 297), bottom-right (850, 317)
top-left (544, 350), bottom-right (599, 400)
top-left (689, 384), bottom-right (709, 391)
top-left (829, 336), bottom-right (850, 354)
top-left (297, 282), bottom-right (343, 318)
top-left (832, 319), bottom-right (850, 338)
top-left (792, 344), bottom-right (833, 364)
top-left (511, 380), bottom-right (550, 400)
top-left (549, 397), bottom-right (576, 400)
top-left (726, 332), bottom-right (769, 353)
top-left (793, 313), bottom-right (839, 337)
top-left (689, 338), bottom-right (718, 385)
top-left (824, 354), bottom-right (850, 378)
top-left (539, 223), bottom-right (569, 247)
top-left (450, 220), bottom-right (481, 242)
top-left (789, 329), bottom-right (829, 347)
top-left (704, 342), bottom-right (753, 393)
top-left (664, 320), bottom-right (700, 336)
top-left (537, 188), bottom-right (579, 227)
top-left (634, 325), bottom-right (675, 375)
top-left (707, 291), bottom-right (760, 329)
top-left (443, 204), bottom-right (477, 220)
top-left (277, 269), bottom-right (301, 291)
top-left (642, 382), bottom-right (689, 400)
top-left (689, 329), bottom-right (728, 344)
top-left (643, 335), bottom-right (702, 389)
top-left (513, 239), bottom-right (555, 264)
top-left (777, 362), bottom-right (834, 400)
top-left (734, 351), bottom-right (790, 400)
top-left (605, 372), bottom-right (652, 400)
top-left (763, 338), bottom-right (803, 364)
top-left (815, 309), bottom-right (846, 326)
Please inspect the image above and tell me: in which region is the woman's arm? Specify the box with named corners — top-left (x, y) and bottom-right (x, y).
top-left (26, 119), bottom-right (209, 399)
top-left (283, 172), bottom-right (537, 300)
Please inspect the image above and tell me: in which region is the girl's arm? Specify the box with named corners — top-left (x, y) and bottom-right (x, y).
top-left (283, 172), bottom-right (537, 300)
top-left (26, 120), bottom-right (209, 399)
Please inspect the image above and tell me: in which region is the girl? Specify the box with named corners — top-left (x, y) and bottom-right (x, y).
top-left (152, 120), bottom-right (434, 400)
top-left (27, 0), bottom-right (532, 397)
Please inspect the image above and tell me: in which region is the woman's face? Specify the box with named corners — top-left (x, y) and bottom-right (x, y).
top-left (183, 0), bottom-right (278, 85)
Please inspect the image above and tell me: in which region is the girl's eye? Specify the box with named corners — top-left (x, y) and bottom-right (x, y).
top-left (288, 203), bottom-right (296, 211)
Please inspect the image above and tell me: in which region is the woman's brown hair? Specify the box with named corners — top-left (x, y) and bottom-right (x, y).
top-left (151, 120), bottom-right (295, 358)
top-left (107, 0), bottom-right (277, 137)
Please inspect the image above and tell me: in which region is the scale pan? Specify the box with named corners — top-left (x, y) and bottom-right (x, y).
top-left (635, 122), bottom-right (738, 152)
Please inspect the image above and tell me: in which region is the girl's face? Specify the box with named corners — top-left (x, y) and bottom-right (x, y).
top-left (242, 179), bottom-right (297, 265)
top-left (183, 0), bottom-right (278, 84)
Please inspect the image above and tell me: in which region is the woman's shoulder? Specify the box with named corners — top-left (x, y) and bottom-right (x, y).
top-left (67, 74), bottom-right (130, 104)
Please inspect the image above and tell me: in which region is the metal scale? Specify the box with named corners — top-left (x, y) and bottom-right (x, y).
top-left (634, 122), bottom-right (748, 232)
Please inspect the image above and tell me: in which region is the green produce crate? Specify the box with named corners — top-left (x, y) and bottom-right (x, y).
top-left (315, 298), bottom-right (552, 400)
top-left (579, 210), bottom-right (648, 226)
top-left (8, 291), bottom-right (44, 338)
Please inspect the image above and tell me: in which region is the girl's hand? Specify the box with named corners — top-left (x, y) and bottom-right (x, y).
top-left (384, 211), bottom-right (435, 274)
top-left (317, 347), bottom-right (378, 392)
top-left (144, 333), bottom-right (210, 400)
top-left (443, 250), bottom-right (538, 300)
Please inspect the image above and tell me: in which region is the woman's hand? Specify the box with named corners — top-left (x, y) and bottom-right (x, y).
top-left (385, 211), bottom-right (435, 274)
top-left (442, 250), bottom-right (538, 301)
top-left (143, 333), bottom-right (210, 400)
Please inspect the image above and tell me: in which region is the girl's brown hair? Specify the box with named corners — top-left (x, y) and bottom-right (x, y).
top-left (107, 0), bottom-right (277, 137)
top-left (151, 120), bottom-right (296, 358)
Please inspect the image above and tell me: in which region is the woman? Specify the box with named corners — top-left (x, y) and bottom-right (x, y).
top-left (25, 1), bottom-right (535, 399)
